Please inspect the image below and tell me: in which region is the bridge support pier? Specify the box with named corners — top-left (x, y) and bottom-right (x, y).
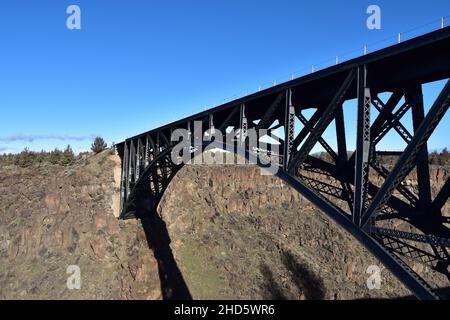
top-left (283, 89), bottom-right (295, 170)
top-left (353, 65), bottom-right (371, 226)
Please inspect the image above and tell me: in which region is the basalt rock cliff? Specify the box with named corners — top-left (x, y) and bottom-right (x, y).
top-left (0, 151), bottom-right (448, 299)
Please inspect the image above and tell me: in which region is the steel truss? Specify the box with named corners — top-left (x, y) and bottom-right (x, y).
top-left (116, 28), bottom-right (450, 300)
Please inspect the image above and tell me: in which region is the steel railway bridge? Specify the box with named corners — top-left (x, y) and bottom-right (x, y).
top-left (116, 27), bottom-right (450, 300)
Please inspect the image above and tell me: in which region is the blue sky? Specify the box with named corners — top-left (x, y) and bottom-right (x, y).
top-left (0, 0), bottom-right (449, 154)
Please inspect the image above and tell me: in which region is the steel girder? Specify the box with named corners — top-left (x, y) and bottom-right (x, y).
top-left (353, 65), bottom-right (371, 226)
top-left (116, 29), bottom-right (450, 300)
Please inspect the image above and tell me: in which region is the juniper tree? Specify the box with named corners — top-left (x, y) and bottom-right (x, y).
top-left (91, 137), bottom-right (107, 154)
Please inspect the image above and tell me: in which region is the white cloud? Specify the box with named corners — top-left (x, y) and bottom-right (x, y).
top-left (0, 133), bottom-right (98, 143)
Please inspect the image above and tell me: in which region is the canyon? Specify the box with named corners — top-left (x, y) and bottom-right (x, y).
top-left (0, 150), bottom-right (448, 299)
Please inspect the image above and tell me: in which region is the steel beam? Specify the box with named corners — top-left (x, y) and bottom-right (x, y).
top-left (283, 89), bottom-right (295, 170)
top-left (297, 113), bottom-right (338, 161)
top-left (256, 92), bottom-right (284, 130)
top-left (376, 151), bottom-right (403, 156)
top-left (136, 138), bottom-right (141, 180)
top-left (239, 103), bottom-right (247, 146)
top-left (371, 92), bottom-right (403, 137)
top-left (335, 104), bottom-right (348, 166)
top-left (218, 106), bottom-right (239, 132)
top-left (373, 227), bottom-right (450, 248)
top-left (145, 135), bottom-right (149, 167)
top-left (288, 69), bottom-right (355, 174)
top-left (291, 108), bottom-right (324, 152)
top-left (209, 113), bottom-right (215, 132)
top-left (128, 139), bottom-right (135, 193)
top-left (372, 99), bottom-right (413, 145)
top-left (335, 104), bottom-right (354, 213)
top-left (347, 92), bottom-right (403, 166)
top-left (370, 156), bottom-right (419, 205)
top-left (156, 132), bottom-right (160, 155)
top-left (405, 84), bottom-right (432, 209)
top-left (148, 134), bottom-right (157, 160)
top-left (362, 80), bottom-right (450, 227)
top-left (121, 141), bottom-right (129, 210)
top-left (354, 65), bottom-right (372, 226)
top-left (159, 131), bottom-right (170, 150)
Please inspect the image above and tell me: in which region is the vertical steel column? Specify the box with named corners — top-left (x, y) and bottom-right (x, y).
top-left (156, 133), bottom-right (160, 155)
top-left (121, 141), bottom-right (129, 211)
top-left (209, 113), bottom-right (215, 134)
top-left (335, 103), bottom-right (354, 212)
top-left (159, 131), bottom-right (170, 149)
top-left (283, 89), bottom-right (295, 170)
top-left (353, 65), bottom-right (371, 226)
top-left (127, 140), bottom-right (134, 195)
top-left (239, 103), bottom-right (247, 146)
top-left (187, 121), bottom-right (192, 145)
top-left (335, 104), bottom-right (348, 166)
top-left (148, 135), bottom-right (156, 162)
top-left (145, 135), bottom-right (149, 167)
top-left (136, 138), bottom-right (141, 181)
top-left (132, 139), bottom-right (137, 186)
top-left (405, 85), bottom-right (432, 209)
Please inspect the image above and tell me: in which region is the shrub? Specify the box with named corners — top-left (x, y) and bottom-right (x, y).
top-left (14, 148), bottom-right (36, 168)
top-left (0, 145), bottom-right (76, 167)
top-left (429, 148), bottom-right (450, 165)
top-left (91, 137), bottom-right (107, 154)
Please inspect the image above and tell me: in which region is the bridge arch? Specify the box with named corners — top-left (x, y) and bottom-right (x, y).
top-left (116, 29), bottom-right (450, 299)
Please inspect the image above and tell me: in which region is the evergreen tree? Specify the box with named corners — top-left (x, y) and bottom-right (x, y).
top-left (91, 137), bottom-right (107, 154)
top-left (61, 145), bottom-right (75, 165)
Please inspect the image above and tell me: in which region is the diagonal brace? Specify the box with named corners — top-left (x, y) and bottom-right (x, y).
top-left (361, 80), bottom-right (450, 227)
top-left (288, 69), bottom-right (355, 174)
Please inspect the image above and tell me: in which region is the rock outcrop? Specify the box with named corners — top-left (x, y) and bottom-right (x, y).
top-left (0, 151), bottom-right (161, 299)
top-left (0, 152), bottom-right (448, 299)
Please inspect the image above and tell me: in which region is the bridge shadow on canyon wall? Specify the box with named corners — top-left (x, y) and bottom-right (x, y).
top-left (132, 185), bottom-right (192, 300)
top-left (260, 250), bottom-right (326, 300)
top-left (261, 249), bottom-right (450, 300)
top-left (138, 213), bottom-right (192, 300)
